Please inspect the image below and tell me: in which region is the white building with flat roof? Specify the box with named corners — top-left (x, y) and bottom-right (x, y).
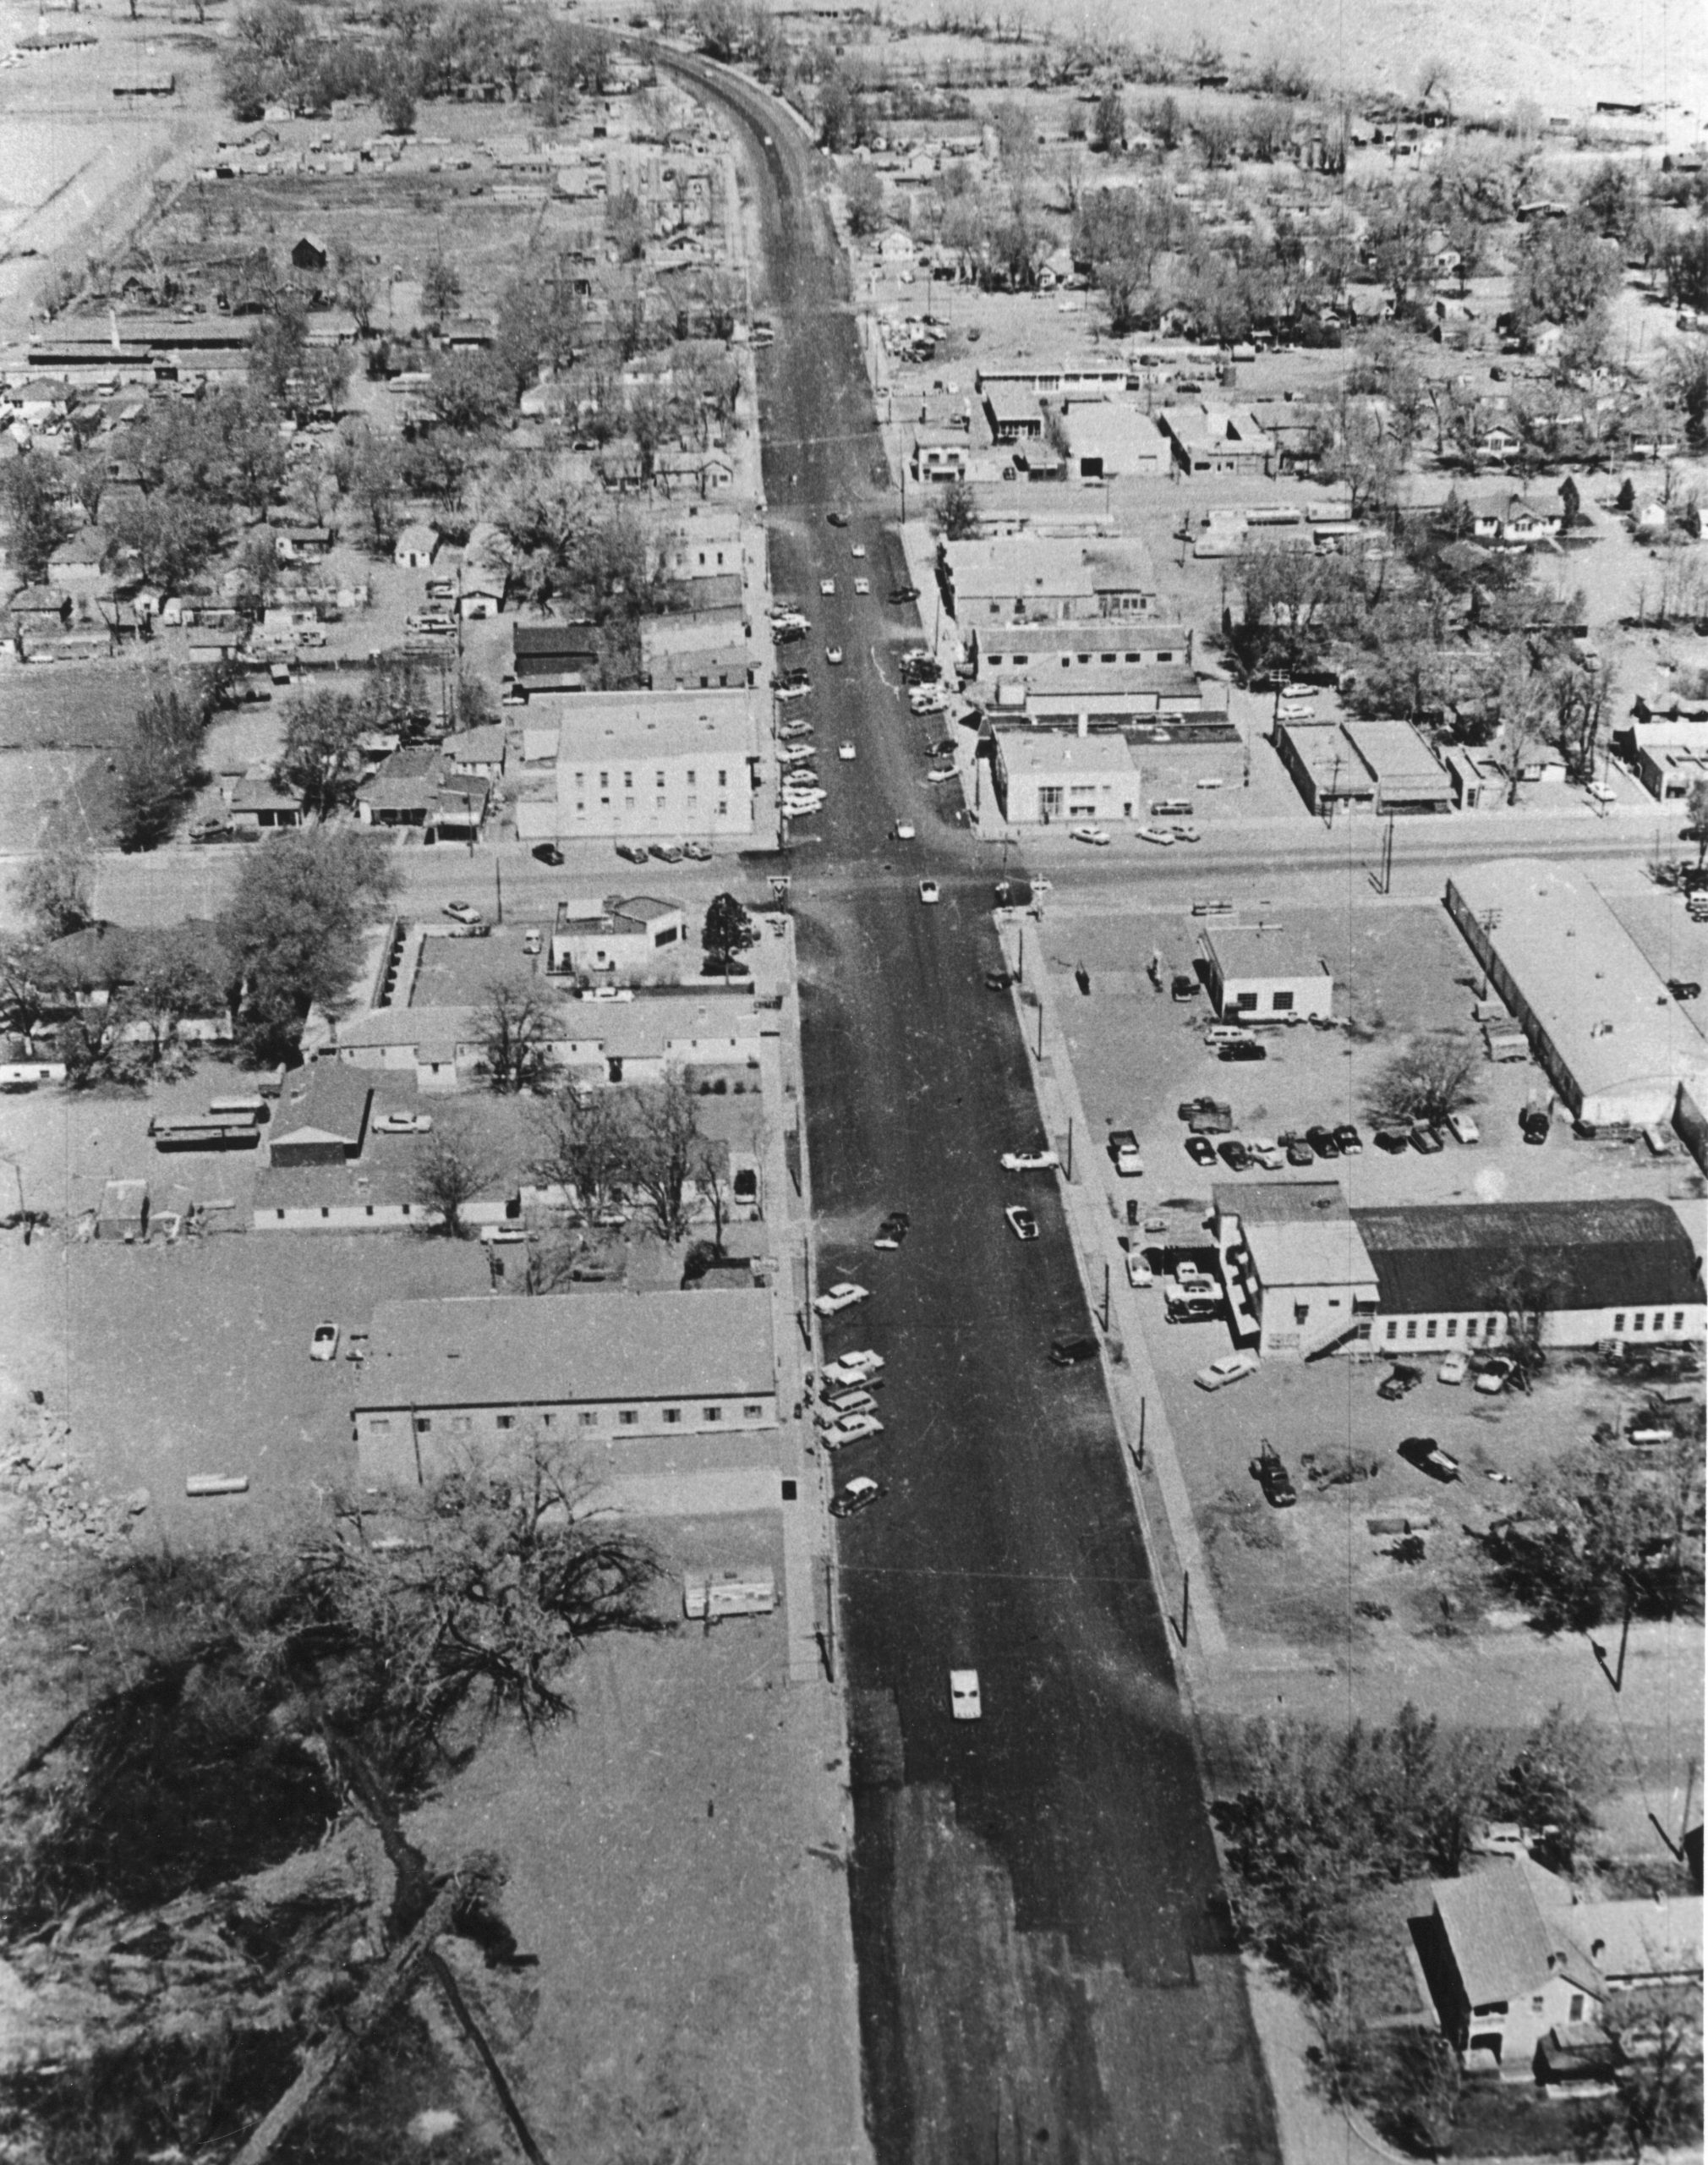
top-left (1199, 926), bottom-right (1334, 1020)
top-left (514, 689), bottom-right (758, 842)
top-left (990, 726), bottom-right (1141, 825)
top-left (1446, 859), bottom-right (1708, 1127)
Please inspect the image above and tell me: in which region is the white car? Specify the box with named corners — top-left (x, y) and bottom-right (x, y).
top-left (309, 1322), bottom-right (340, 1362)
top-left (821, 1351), bottom-right (884, 1387)
top-left (443, 901), bottom-right (483, 924)
top-left (853, 578), bottom-right (870, 595)
top-left (819, 578), bottom-right (836, 595)
top-left (522, 929), bottom-right (543, 956)
top-left (909, 690), bottom-right (947, 715)
top-left (825, 645), bottom-right (844, 665)
top-left (813, 1281), bottom-right (871, 1317)
top-left (825, 1411), bottom-right (884, 1446)
top-left (823, 1387), bottom-right (879, 1417)
top-left (1170, 825), bottom-right (1202, 843)
top-left (893, 821), bottom-right (916, 840)
top-left (925, 766), bottom-right (957, 784)
top-left (1001, 1149), bottom-right (1059, 1171)
top-left (1474, 1357), bottom-right (1515, 1396)
top-left (1278, 701), bottom-right (1316, 721)
top-left (1246, 1137), bottom-right (1284, 1170)
top-left (839, 743), bottom-right (857, 761)
top-left (1195, 1351), bottom-right (1259, 1392)
top-left (1125, 1252), bottom-right (1154, 1288)
top-left (1437, 1350), bottom-right (1470, 1386)
top-left (1137, 827), bottom-right (1176, 847)
top-left (1070, 825), bottom-right (1111, 847)
top-left (371, 1111), bottom-right (434, 1135)
top-left (949, 1668), bottom-right (982, 1720)
top-left (1586, 781), bottom-right (1616, 803)
top-left (918, 879), bottom-right (940, 904)
top-left (851, 543), bottom-right (867, 558)
top-left (1004, 1204), bottom-right (1039, 1241)
top-left (1447, 1111), bottom-right (1481, 1144)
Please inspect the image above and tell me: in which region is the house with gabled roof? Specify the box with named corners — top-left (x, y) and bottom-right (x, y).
top-left (267, 1064), bottom-right (373, 1166)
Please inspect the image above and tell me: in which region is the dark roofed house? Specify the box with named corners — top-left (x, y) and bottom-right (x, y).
top-left (513, 620), bottom-right (601, 682)
top-left (8, 586), bottom-right (73, 631)
top-left (291, 233), bottom-right (329, 272)
top-left (359, 745), bottom-right (444, 827)
top-left (268, 1064), bottom-right (373, 1167)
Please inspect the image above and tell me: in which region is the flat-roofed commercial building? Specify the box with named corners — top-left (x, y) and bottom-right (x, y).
top-left (1211, 1182), bottom-right (1380, 1359)
top-left (990, 726), bottom-right (1141, 825)
top-left (353, 1290), bottom-right (779, 1485)
top-left (1355, 1199), bottom-right (1705, 1355)
top-left (1446, 858), bottom-right (1708, 1127)
top-left (1061, 402), bottom-right (1171, 480)
top-left (1160, 404), bottom-right (1276, 476)
top-left (942, 536), bottom-right (1158, 624)
top-left (1339, 719), bottom-right (1453, 814)
top-left (983, 382), bottom-right (1044, 442)
top-left (514, 689), bottom-right (758, 843)
top-left (1272, 718), bottom-right (1377, 815)
top-left (972, 620), bottom-right (1192, 678)
top-left (639, 608), bottom-right (749, 691)
top-left (1199, 925), bottom-right (1334, 1021)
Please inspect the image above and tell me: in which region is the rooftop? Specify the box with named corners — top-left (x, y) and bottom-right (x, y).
top-left (1352, 1197), bottom-right (1705, 1317)
top-left (1202, 925), bottom-right (1333, 985)
top-left (353, 1289), bottom-right (776, 1410)
top-left (991, 726), bottom-right (1138, 776)
top-left (1340, 718), bottom-right (1450, 793)
top-left (555, 688), bottom-right (754, 764)
top-left (979, 620), bottom-right (1188, 656)
top-left (1447, 859), bottom-right (1708, 1104)
top-left (1212, 1180), bottom-right (1349, 1223)
top-left (638, 608), bottom-right (747, 656)
top-left (1244, 1215), bottom-right (1377, 1291)
top-left (1432, 1859), bottom-right (1600, 2006)
top-left (944, 535), bottom-right (1099, 602)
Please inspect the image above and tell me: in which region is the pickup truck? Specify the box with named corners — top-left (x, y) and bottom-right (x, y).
top-left (1107, 1129), bottom-right (1143, 1176)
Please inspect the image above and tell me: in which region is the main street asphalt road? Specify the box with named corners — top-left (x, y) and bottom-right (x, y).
top-left (656, 49), bottom-right (1279, 2165)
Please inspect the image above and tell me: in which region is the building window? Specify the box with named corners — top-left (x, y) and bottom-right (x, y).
top-left (1234, 991), bottom-right (1258, 1011)
top-left (686, 770), bottom-right (696, 786)
top-left (1674, 1312), bottom-right (1685, 1331)
top-left (703, 1406), bottom-right (723, 1422)
top-left (495, 1414), bottom-right (516, 1430)
top-left (717, 770), bottom-right (727, 787)
top-left (1404, 1320), bottom-right (1418, 1340)
top-left (655, 772), bottom-right (665, 789)
top-left (1652, 1312), bottom-right (1664, 1330)
top-left (618, 1409), bottom-right (638, 1428)
top-left (578, 1410), bottom-right (598, 1428)
top-left (599, 771), bottom-right (609, 790)
top-left (1385, 1320), bottom-right (1397, 1340)
top-left (663, 1407), bottom-right (682, 1424)
top-left (1272, 990), bottom-right (1294, 1011)
top-left (365, 1204), bottom-right (375, 1217)
top-left (781, 1477), bottom-right (798, 1501)
top-left (1446, 1318), bottom-right (1458, 1337)
top-left (370, 1417), bottom-right (391, 1433)
top-left (1613, 1313), bottom-right (1625, 1334)
top-left (320, 1206), bottom-right (330, 1220)
top-left (1569, 1995), bottom-right (1584, 2021)
top-left (415, 1416), bottom-right (432, 1432)
top-left (1632, 1313), bottom-right (1645, 1332)
top-left (743, 1402), bottom-right (764, 1418)
top-left (452, 1415), bottom-right (472, 1434)
top-left (1531, 1997), bottom-right (1545, 2014)
top-left (623, 771), bottom-right (633, 790)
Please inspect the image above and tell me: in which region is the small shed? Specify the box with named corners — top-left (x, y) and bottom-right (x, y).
top-left (291, 233), bottom-right (330, 272)
top-left (96, 1180), bottom-right (150, 1241)
top-left (394, 522), bottom-right (441, 570)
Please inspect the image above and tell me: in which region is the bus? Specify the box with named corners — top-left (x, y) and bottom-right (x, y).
top-left (148, 1110), bottom-right (264, 1151)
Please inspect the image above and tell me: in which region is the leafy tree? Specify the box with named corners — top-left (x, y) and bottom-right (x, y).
top-left (1488, 1706), bottom-right (1606, 1872)
top-left (408, 1111), bottom-right (495, 1238)
top-left (1663, 337), bottom-right (1708, 451)
top-left (528, 1086), bottom-right (633, 1226)
top-left (1363, 1031), bottom-right (1479, 1130)
top-left (0, 936), bottom-right (67, 1039)
top-left (218, 826), bottom-right (400, 1063)
top-left (57, 1003), bottom-right (137, 1091)
top-left (1571, 1988), bottom-right (1705, 2163)
top-left (1514, 220), bottom-right (1623, 327)
top-left (123, 932), bottom-right (227, 1069)
top-left (342, 432), bottom-right (404, 555)
top-left (1659, 214), bottom-right (1708, 313)
top-left (1578, 158), bottom-right (1648, 244)
top-left (1311, 2018), bottom-right (1463, 2158)
top-left (421, 255), bottom-right (462, 324)
top-left (701, 892), bottom-right (758, 978)
top-left (113, 681), bottom-right (208, 852)
top-left (1686, 775), bottom-right (1708, 866)
top-left (932, 474), bottom-right (979, 540)
top-left (1090, 85), bottom-right (1125, 154)
top-left (625, 1065), bottom-right (703, 1245)
top-left (12, 841), bottom-right (94, 941)
top-left (1486, 1442), bottom-right (1705, 1636)
top-left (249, 299), bottom-right (310, 404)
top-left (843, 162), bottom-right (885, 238)
top-left (380, 76), bottom-right (416, 134)
top-left (0, 453), bottom-right (73, 581)
top-left (274, 689), bottom-right (364, 821)
top-left (473, 973), bottom-right (559, 1095)
top-left (107, 491), bottom-right (223, 593)
top-left (428, 351), bottom-right (508, 434)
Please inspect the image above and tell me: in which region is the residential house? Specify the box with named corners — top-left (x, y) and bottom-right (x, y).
top-left (878, 227), bottom-right (917, 264)
top-left (512, 619), bottom-right (601, 689)
top-left (290, 233), bottom-right (329, 272)
top-left (1416, 1857), bottom-right (1703, 2077)
top-left (655, 509), bottom-right (744, 583)
top-left (550, 894), bottom-right (691, 980)
top-left (911, 431), bottom-right (970, 483)
top-left (8, 587), bottom-right (72, 637)
top-left (267, 1064), bottom-right (373, 1167)
top-left (47, 528), bottom-right (111, 597)
top-left (230, 765), bottom-right (306, 830)
top-left (654, 447), bottom-right (736, 497)
top-left (394, 521), bottom-right (441, 569)
top-left (356, 747), bottom-right (489, 841)
top-left (1459, 491), bottom-right (1560, 546)
top-left (442, 724), bottom-right (506, 783)
top-left (982, 382), bottom-right (1044, 444)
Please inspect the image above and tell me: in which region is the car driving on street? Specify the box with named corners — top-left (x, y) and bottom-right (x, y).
top-left (1004, 1205), bottom-right (1039, 1241)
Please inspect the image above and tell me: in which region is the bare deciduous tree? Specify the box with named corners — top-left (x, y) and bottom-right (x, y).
top-left (1363, 1031), bottom-right (1481, 1130)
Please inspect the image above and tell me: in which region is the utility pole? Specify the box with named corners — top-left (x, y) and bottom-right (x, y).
top-left (1065, 1115), bottom-right (1074, 1180)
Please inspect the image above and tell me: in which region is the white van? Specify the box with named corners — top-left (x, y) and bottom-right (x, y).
top-left (1446, 1111), bottom-right (1480, 1144)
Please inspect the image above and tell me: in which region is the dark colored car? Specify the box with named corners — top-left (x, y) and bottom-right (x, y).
top-left (1048, 1333), bottom-right (1100, 1367)
top-left (649, 843), bottom-right (685, 863)
top-left (932, 737), bottom-right (959, 758)
top-left (1399, 1435), bottom-right (1462, 1484)
top-left (985, 968), bottom-right (1016, 991)
top-left (615, 843), bottom-right (649, 865)
top-left (1171, 974), bottom-right (1202, 1001)
top-left (531, 842), bottom-right (565, 866)
top-left (873, 1212), bottom-right (911, 1250)
top-left (1306, 1126), bottom-right (1341, 1159)
top-left (1377, 1362), bottom-right (1423, 1401)
top-left (1374, 1128), bottom-right (1411, 1154)
top-left (1218, 1040), bottom-right (1266, 1062)
top-left (1521, 1109), bottom-right (1551, 1144)
top-left (1250, 1443), bottom-right (1298, 1508)
top-left (1178, 1096), bottom-right (1219, 1121)
top-left (827, 511), bottom-right (849, 527)
top-left (1280, 1133), bottom-right (1315, 1167)
top-left (1667, 979), bottom-right (1701, 1000)
top-left (1218, 1139), bottom-right (1252, 1170)
top-left (1410, 1125), bottom-right (1446, 1154)
top-left (889, 584), bottom-right (921, 603)
top-left (777, 666), bottom-right (811, 688)
top-left (1333, 1122), bottom-right (1363, 1154)
top-left (1185, 1135), bottom-right (1218, 1166)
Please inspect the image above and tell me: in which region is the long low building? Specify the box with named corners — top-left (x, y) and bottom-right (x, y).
top-left (1272, 716), bottom-right (1452, 816)
top-left (1446, 858), bottom-right (1708, 1128)
top-left (353, 1290), bottom-right (780, 1484)
top-left (990, 726), bottom-right (1141, 825)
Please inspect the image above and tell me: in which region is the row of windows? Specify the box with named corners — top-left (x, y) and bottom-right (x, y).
top-left (1384, 1310), bottom-right (1689, 1343)
top-left (572, 770), bottom-right (731, 789)
top-left (366, 1400), bottom-right (770, 1436)
top-left (988, 650), bottom-right (1178, 667)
